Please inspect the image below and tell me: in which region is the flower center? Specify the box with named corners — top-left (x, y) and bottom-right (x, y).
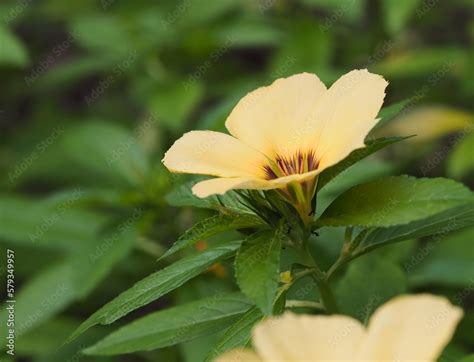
top-left (263, 150), bottom-right (319, 180)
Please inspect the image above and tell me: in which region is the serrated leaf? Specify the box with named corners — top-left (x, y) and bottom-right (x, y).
top-left (352, 201), bottom-right (474, 258)
top-left (317, 176), bottom-right (474, 227)
top-left (316, 159), bottom-right (397, 214)
top-left (160, 213), bottom-right (265, 260)
top-left (67, 240), bottom-right (242, 342)
top-left (83, 293), bottom-right (252, 356)
top-left (204, 306), bottom-right (263, 361)
top-left (165, 179), bottom-right (254, 214)
top-left (235, 227), bottom-right (286, 315)
top-left (316, 136), bottom-right (409, 193)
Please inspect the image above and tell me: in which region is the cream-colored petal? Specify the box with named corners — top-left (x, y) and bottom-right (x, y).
top-left (162, 131), bottom-right (268, 178)
top-left (192, 168), bottom-right (323, 198)
top-left (267, 168), bottom-right (321, 187)
top-left (225, 73), bottom-right (327, 159)
top-left (358, 294), bottom-right (463, 361)
top-left (312, 69), bottom-right (388, 170)
top-left (215, 348), bottom-right (262, 362)
top-left (253, 312), bottom-right (365, 360)
top-left (192, 177), bottom-right (278, 198)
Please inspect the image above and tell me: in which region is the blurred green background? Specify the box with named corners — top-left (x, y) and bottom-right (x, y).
top-left (0, 0), bottom-right (473, 361)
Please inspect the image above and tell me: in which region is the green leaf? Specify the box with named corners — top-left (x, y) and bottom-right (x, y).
top-left (448, 130), bottom-right (474, 179)
top-left (0, 261), bottom-right (77, 338)
top-left (160, 213), bottom-right (265, 260)
top-left (335, 255), bottom-right (407, 322)
top-left (268, 20), bottom-right (331, 77)
top-left (176, 0), bottom-right (238, 28)
top-left (204, 306), bottom-right (263, 361)
top-left (300, 0), bottom-right (365, 23)
top-left (60, 121), bottom-right (148, 187)
top-left (0, 195), bottom-right (139, 333)
top-left (70, 15), bottom-right (132, 55)
top-left (235, 227), bottom-right (285, 315)
top-left (148, 81), bottom-right (204, 132)
top-left (67, 240), bottom-right (242, 342)
top-left (352, 201), bottom-right (474, 257)
top-left (217, 20), bottom-right (282, 47)
top-left (16, 121), bottom-right (149, 188)
top-left (409, 227), bottom-right (474, 288)
top-left (83, 293), bottom-right (252, 355)
top-left (165, 179), bottom-right (254, 214)
top-left (458, 355), bottom-right (474, 362)
top-left (0, 24), bottom-right (29, 67)
top-left (38, 55), bottom-right (120, 89)
top-left (374, 47), bottom-right (467, 79)
top-left (381, 0), bottom-right (421, 35)
top-left (165, 179), bottom-right (214, 209)
top-left (16, 318), bottom-right (77, 356)
top-left (370, 98), bottom-right (413, 132)
top-left (316, 137), bottom-right (408, 193)
top-left (17, 316), bottom-right (111, 362)
top-left (316, 159), bottom-right (396, 214)
top-left (74, 224), bottom-right (137, 297)
top-left (372, 239), bottom-right (417, 265)
top-left (0, 193), bottom-right (135, 291)
top-left (317, 176), bottom-right (474, 227)
top-left (0, 195), bottom-right (106, 250)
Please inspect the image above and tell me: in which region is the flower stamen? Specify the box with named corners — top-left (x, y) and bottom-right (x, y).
top-left (263, 150), bottom-right (319, 180)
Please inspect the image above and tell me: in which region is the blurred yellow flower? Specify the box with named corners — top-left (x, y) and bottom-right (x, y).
top-left (195, 240), bottom-right (228, 278)
top-left (377, 105), bottom-right (473, 143)
top-left (163, 70), bottom-right (387, 219)
top-left (216, 294), bottom-right (462, 362)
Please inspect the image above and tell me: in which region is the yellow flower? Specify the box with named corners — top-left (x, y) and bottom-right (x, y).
top-left (163, 70), bottom-right (387, 219)
top-left (279, 271), bottom-right (292, 284)
top-left (216, 294), bottom-right (463, 362)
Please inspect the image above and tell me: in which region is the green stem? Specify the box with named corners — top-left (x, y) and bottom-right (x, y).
top-left (326, 255), bottom-right (348, 280)
top-left (311, 274), bottom-right (339, 314)
top-left (286, 300), bottom-right (324, 310)
top-left (344, 226), bottom-right (353, 246)
top-left (326, 228), bottom-right (372, 280)
top-left (293, 268), bottom-right (316, 281)
top-left (298, 240), bottom-right (339, 314)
